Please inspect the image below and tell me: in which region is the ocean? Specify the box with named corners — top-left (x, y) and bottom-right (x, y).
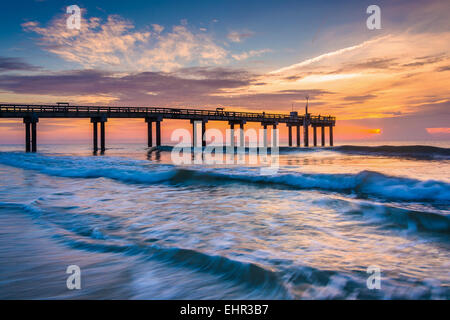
top-left (0, 141), bottom-right (449, 299)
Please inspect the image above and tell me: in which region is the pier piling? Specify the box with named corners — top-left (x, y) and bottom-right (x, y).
top-left (329, 125), bottom-right (334, 146)
top-left (156, 120), bottom-right (161, 146)
top-left (91, 116), bottom-right (107, 153)
top-left (313, 126), bottom-right (317, 147)
top-left (321, 125), bottom-right (325, 147)
top-left (288, 125), bottom-right (292, 147)
top-left (23, 115), bottom-right (38, 152)
top-left (145, 118), bottom-right (153, 147)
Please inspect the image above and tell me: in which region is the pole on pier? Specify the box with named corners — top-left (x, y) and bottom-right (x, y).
top-left (296, 125), bottom-right (301, 147)
top-left (288, 125), bottom-right (292, 147)
top-left (93, 121), bottom-right (98, 152)
top-left (263, 124), bottom-right (268, 148)
top-left (25, 122), bottom-right (31, 152)
top-left (100, 121), bottom-right (106, 152)
top-left (146, 119), bottom-right (153, 147)
top-left (31, 122), bottom-right (37, 152)
top-left (156, 120), bottom-right (161, 146)
top-left (191, 120), bottom-right (197, 148)
top-left (303, 125), bottom-right (309, 147)
top-left (329, 125), bottom-right (333, 146)
top-left (321, 125), bottom-right (325, 147)
top-left (202, 121), bottom-right (207, 147)
top-left (230, 123), bottom-right (235, 148)
top-left (239, 123), bottom-right (245, 148)
top-left (23, 116), bottom-right (38, 152)
top-left (313, 125), bottom-right (317, 147)
top-left (91, 116), bottom-right (107, 153)
top-left (272, 124), bottom-right (278, 148)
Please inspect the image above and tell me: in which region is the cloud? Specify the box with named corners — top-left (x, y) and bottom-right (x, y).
top-left (436, 65), bottom-right (450, 72)
top-left (0, 57), bottom-right (40, 72)
top-left (232, 49), bottom-right (271, 61)
top-left (22, 12), bottom-right (228, 72)
top-left (268, 36), bottom-right (391, 75)
top-left (402, 54), bottom-right (447, 67)
top-left (343, 94), bottom-right (377, 102)
top-left (227, 30), bottom-right (254, 43)
top-left (152, 24), bottom-right (164, 33)
top-left (0, 67), bottom-right (333, 111)
top-left (0, 68), bottom-right (250, 102)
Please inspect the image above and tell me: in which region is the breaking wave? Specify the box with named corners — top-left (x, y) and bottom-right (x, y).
top-left (0, 152), bottom-right (449, 204)
top-left (332, 145), bottom-right (450, 159)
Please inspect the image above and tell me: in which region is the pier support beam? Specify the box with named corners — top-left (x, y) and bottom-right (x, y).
top-left (93, 121), bottom-right (98, 152)
top-left (296, 125), bottom-right (301, 147)
top-left (145, 118), bottom-right (153, 147)
top-left (156, 120), bottom-right (161, 146)
top-left (191, 120), bottom-right (197, 148)
top-left (25, 122), bottom-right (30, 152)
top-left (263, 124), bottom-right (268, 147)
top-left (190, 119), bottom-right (206, 148)
top-left (313, 125), bottom-right (317, 147)
top-left (202, 120), bottom-right (207, 147)
top-left (228, 120), bottom-right (246, 148)
top-left (304, 124), bottom-right (309, 147)
top-left (23, 116), bottom-right (38, 152)
top-left (146, 117), bottom-right (162, 147)
top-left (100, 121), bottom-right (106, 152)
top-left (288, 125), bottom-right (292, 147)
top-left (329, 125), bottom-right (334, 146)
top-left (91, 116), bottom-right (107, 153)
top-left (272, 124), bottom-right (278, 147)
top-left (229, 123), bottom-right (235, 148)
top-left (321, 125), bottom-right (325, 147)
top-left (239, 123), bottom-right (245, 148)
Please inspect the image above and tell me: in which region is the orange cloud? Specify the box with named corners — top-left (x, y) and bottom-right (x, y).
top-left (426, 127), bottom-right (450, 135)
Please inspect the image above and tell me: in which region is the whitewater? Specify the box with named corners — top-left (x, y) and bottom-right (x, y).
top-left (0, 142), bottom-right (448, 299)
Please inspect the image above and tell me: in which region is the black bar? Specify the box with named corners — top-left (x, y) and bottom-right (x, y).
top-left (296, 125), bottom-right (300, 147)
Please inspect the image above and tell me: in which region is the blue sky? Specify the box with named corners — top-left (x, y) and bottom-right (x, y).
top-left (1, 0), bottom-right (388, 71)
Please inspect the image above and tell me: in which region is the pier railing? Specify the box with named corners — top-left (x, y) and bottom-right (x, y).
top-left (0, 104), bottom-right (335, 123)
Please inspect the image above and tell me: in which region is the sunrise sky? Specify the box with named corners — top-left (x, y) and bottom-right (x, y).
top-left (0, 0), bottom-right (449, 144)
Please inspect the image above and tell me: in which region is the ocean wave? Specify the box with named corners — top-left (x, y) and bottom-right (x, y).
top-left (157, 144), bottom-right (450, 159)
top-left (332, 145), bottom-right (450, 159)
top-left (196, 169), bottom-right (450, 203)
top-left (0, 152), bottom-right (449, 204)
top-left (335, 199), bottom-right (450, 233)
top-left (0, 200), bottom-right (289, 297)
top-left (1, 201), bottom-right (447, 299)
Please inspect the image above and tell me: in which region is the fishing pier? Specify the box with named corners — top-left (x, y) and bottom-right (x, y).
top-left (0, 104), bottom-right (336, 152)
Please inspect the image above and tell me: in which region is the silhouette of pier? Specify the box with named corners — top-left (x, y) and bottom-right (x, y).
top-left (0, 104), bottom-right (336, 152)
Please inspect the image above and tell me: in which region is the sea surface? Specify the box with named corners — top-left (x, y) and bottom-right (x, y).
top-left (0, 141), bottom-right (449, 299)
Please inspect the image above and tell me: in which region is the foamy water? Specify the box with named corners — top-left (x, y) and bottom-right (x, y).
top-left (0, 142), bottom-right (449, 299)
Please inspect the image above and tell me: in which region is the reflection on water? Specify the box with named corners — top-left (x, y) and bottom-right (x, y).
top-left (0, 142), bottom-right (449, 299)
